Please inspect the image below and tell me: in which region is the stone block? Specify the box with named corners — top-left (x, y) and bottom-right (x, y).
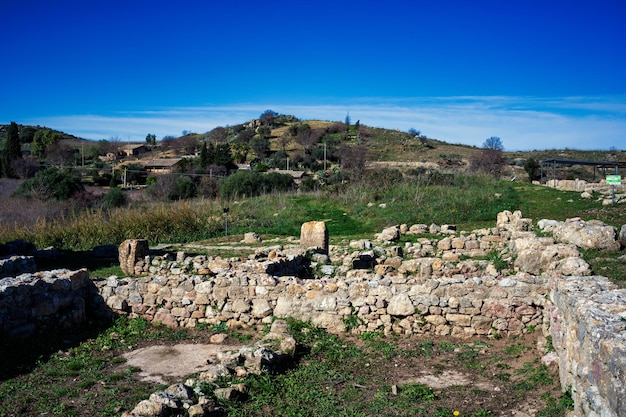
top-left (119, 239), bottom-right (149, 276)
top-left (300, 221), bottom-right (329, 254)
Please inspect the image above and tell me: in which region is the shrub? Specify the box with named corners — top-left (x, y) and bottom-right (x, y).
top-left (13, 167), bottom-right (84, 200)
top-left (220, 171), bottom-right (294, 200)
top-left (101, 187), bottom-right (127, 209)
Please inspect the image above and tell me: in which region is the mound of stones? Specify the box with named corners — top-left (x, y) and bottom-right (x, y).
top-left (122, 319), bottom-right (295, 417)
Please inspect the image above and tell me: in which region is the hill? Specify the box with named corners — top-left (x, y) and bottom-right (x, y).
top-left (2, 115), bottom-right (625, 185)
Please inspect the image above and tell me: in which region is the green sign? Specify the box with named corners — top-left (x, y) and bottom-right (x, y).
top-left (606, 175), bottom-right (622, 185)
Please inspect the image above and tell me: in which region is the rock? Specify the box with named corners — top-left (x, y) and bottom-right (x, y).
top-left (620, 224), bottom-right (626, 248)
top-left (551, 220), bottom-right (620, 251)
top-left (387, 293), bottom-right (414, 316)
top-left (243, 232), bottom-right (262, 244)
top-left (376, 226), bottom-right (401, 243)
top-left (130, 399), bottom-right (168, 417)
top-left (300, 221), bottom-right (329, 254)
top-left (119, 239), bottom-right (150, 276)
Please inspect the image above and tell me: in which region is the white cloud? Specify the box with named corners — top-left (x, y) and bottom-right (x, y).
top-left (27, 96), bottom-right (626, 151)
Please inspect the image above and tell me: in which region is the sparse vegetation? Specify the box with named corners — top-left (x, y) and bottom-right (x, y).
top-left (0, 116), bottom-right (622, 416)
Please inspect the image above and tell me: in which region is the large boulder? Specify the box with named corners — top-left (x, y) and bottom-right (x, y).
top-left (376, 225), bottom-right (401, 243)
top-left (620, 224), bottom-right (626, 248)
top-left (548, 219), bottom-right (620, 251)
top-left (119, 239), bottom-right (149, 276)
top-left (300, 221), bottom-right (328, 254)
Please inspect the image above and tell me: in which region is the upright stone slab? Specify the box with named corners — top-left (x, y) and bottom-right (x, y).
top-left (300, 221), bottom-right (328, 254)
top-left (119, 239), bottom-right (149, 276)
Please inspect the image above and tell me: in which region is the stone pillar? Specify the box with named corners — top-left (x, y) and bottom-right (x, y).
top-left (119, 239), bottom-right (149, 276)
top-left (300, 221), bottom-right (328, 254)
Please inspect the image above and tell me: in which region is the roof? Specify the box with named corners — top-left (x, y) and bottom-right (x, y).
top-left (271, 169), bottom-right (306, 179)
top-left (540, 158), bottom-right (622, 168)
top-left (142, 158), bottom-right (184, 168)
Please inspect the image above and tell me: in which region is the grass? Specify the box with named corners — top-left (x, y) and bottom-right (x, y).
top-left (0, 316), bottom-right (575, 417)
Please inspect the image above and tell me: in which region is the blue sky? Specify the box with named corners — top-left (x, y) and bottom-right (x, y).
top-left (2, 0), bottom-right (625, 151)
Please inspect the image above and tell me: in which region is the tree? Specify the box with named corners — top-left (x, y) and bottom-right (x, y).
top-left (295, 125), bottom-right (323, 154)
top-left (230, 142), bottom-right (249, 164)
top-left (251, 136), bottom-right (270, 159)
top-left (214, 143), bottom-right (234, 168)
top-left (524, 158), bottom-right (541, 182)
top-left (278, 132), bottom-right (291, 152)
top-left (200, 140), bottom-right (209, 168)
top-left (483, 136), bottom-right (504, 151)
top-left (32, 129), bottom-right (62, 159)
top-left (259, 110), bottom-right (278, 126)
top-left (408, 128), bottom-right (421, 137)
top-left (469, 148), bottom-right (507, 176)
top-left (235, 128), bottom-right (255, 143)
top-left (340, 143), bottom-right (368, 180)
top-left (208, 126), bottom-right (229, 143)
top-left (257, 125), bottom-right (272, 139)
top-left (3, 122), bottom-right (22, 177)
top-left (145, 133), bottom-right (156, 145)
top-left (45, 141), bottom-right (76, 167)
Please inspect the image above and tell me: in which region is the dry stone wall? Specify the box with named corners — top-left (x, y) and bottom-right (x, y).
top-left (0, 269), bottom-right (100, 339)
top-left (94, 259), bottom-right (550, 338)
top-left (1, 210), bottom-right (625, 416)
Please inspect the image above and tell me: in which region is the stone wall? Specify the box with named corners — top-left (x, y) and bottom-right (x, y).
top-left (0, 255), bottom-right (37, 278)
top-left (550, 275), bottom-right (626, 417)
top-left (1, 210), bottom-right (625, 416)
top-left (94, 259), bottom-right (550, 338)
top-left (0, 269), bottom-right (99, 339)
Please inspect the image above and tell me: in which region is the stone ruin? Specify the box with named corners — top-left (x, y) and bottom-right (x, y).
top-left (1, 210), bottom-right (625, 416)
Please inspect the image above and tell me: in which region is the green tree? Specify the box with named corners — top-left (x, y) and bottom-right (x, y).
top-left (231, 142), bottom-right (249, 164)
top-left (32, 129), bottom-right (62, 158)
top-left (214, 143), bottom-right (234, 168)
top-left (2, 122), bottom-right (21, 177)
top-left (251, 136), bottom-right (270, 159)
top-left (200, 140), bottom-right (209, 168)
top-left (145, 133), bottom-right (156, 145)
top-left (524, 157), bottom-right (541, 182)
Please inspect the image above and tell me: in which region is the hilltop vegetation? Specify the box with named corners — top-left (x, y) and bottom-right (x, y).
top-left (1, 111), bottom-right (625, 254)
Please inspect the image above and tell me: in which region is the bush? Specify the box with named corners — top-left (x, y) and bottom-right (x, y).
top-left (101, 187), bottom-right (127, 209)
top-left (13, 167), bottom-right (84, 200)
top-left (220, 171), bottom-right (294, 200)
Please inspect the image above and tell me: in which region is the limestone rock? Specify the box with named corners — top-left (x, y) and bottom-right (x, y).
top-left (300, 221), bottom-right (329, 254)
top-left (551, 220), bottom-right (620, 251)
top-left (387, 293), bottom-right (414, 316)
top-left (119, 239), bottom-right (149, 276)
top-left (243, 232), bottom-right (262, 244)
top-left (376, 225), bottom-right (401, 243)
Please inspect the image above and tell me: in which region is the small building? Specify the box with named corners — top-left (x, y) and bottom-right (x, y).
top-left (142, 158), bottom-right (185, 174)
top-left (270, 169), bottom-right (307, 185)
top-left (122, 144), bottom-right (148, 157)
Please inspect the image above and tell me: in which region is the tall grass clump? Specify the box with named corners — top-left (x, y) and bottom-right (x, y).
top-left (1, 173), bottom-right (523, 250)
top-left (1, 200), bottom-right (226, 250)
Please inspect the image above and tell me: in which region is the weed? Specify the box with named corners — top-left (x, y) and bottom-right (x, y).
top-left (343, 309), bottom-right (364, 331)
top-left (211, 322), bottom-right (229, 333)
top-left (503, 343), bottom-right (528, 357)
top-left (438, 341), bottom-right (457, 352)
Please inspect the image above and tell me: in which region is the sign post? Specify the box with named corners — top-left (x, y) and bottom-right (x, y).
top-left (606, 175), bottom-right (622, 205)
top-left (223, 207), bottom-right (230, 236)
